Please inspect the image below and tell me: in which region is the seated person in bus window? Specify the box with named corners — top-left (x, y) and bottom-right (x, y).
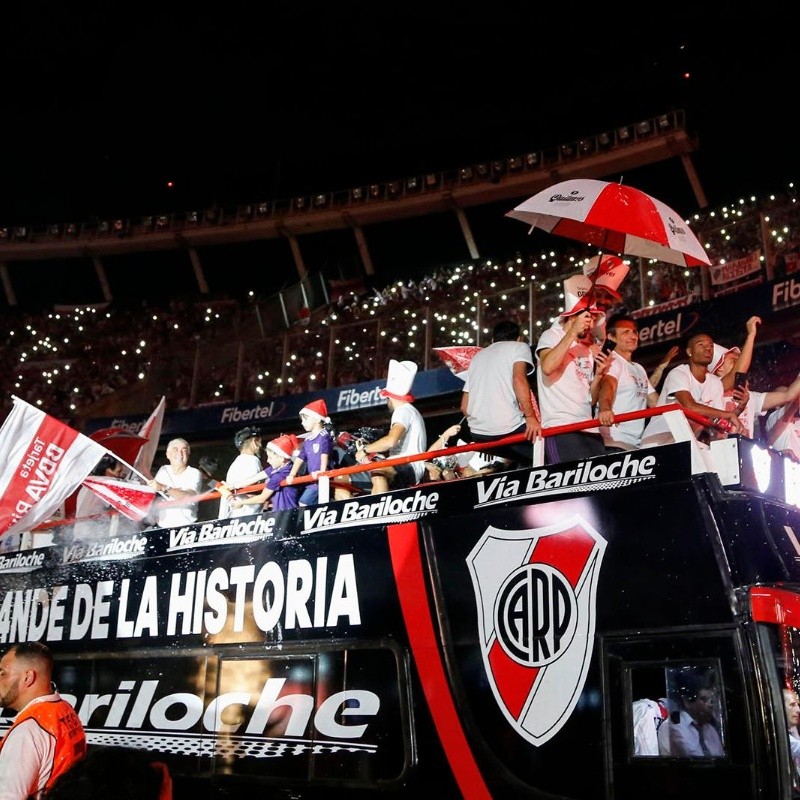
top-left (783, 687), bottom-right (800, 775)
top-left (657, 672), bottom-right (724, 757)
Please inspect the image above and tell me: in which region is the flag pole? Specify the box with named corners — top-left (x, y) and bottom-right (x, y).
top-left (104, 450), bottom-right (168, 498)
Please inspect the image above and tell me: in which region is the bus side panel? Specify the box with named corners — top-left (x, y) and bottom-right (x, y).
top-left (421, 474), bottom-right (766, 798)
top-left (0, 522), bottom-right (461, 796)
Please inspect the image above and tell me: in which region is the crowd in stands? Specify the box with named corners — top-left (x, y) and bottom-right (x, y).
top-left (0, 186), bottom-right (798, 428)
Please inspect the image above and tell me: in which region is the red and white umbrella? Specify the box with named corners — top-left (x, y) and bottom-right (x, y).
top-left (506, 178), bottom-right (710, 267)
top-left (89, 426), bottom-right (149, 465)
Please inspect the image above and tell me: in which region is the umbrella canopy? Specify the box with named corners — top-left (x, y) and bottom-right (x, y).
top-left (506, 179), bottom-right (711, 267)
top-left (89, 427), bottom-right (149, 465)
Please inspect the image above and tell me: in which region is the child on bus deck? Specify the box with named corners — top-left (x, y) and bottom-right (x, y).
top-left (286, 399), bottom-right (335, 506)
top-left (229, 434), bottom-right (302, 513)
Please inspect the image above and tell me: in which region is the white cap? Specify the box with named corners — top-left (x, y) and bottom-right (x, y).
top-left (708, 343), bottom-right (741, 374)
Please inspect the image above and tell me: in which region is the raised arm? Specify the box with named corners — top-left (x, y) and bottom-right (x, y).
top-left (723, 315), bottom-right (761, 391)
top-left (538, 313), bottom-right (588, 375)
top-left (761, 371), bottom-right (800, 413)
top-left (648, 345), bottom-right (680, 388)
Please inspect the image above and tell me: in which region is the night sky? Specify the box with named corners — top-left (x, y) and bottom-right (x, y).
top-left (2, 5), bottom-right (799, 299)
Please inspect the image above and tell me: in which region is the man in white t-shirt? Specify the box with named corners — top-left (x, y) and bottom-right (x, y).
top-left (461, 319), bottom-right (541, 468)
top-left (147, 438), bottom-right (203, 528)
top-left (218, 426), bottom-right (266, 518)
top-left (536, 297), bottom-right (611, 464)
top-left (596, 314), bottom-right (659, 451)
top-left (355, 359), bottom-right (427, 494)
top-left (641, 332), bottom-right (745, 447)
top-left (765, 397), bottom-right (800, 460)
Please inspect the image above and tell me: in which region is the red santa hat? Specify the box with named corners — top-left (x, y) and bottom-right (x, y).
top-left (708, 343), bottom-right (741, 374)
top-left (267, 434), bottom-right (300, 461)
top-left (379, 359), bottom-right (418, 402)
top-left (300, 398), bottom-right (330, 422)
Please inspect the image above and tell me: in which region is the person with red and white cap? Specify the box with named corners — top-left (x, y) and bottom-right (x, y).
top-left (582, 254), bottom-right (630, 343)
top-left (354, 359), bottom-right (427, 494)
top-left (535, 279), bottom-right (613, 464)
top-left (286, 398), bottom-right (335, 506)
top-left (229, 434), bottom-right (302, 512)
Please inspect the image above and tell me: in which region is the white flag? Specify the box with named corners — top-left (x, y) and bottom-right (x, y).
top-left (133, 396), bottom-right (166, 480)
top-left (0, 398), bottom-right (108, 540)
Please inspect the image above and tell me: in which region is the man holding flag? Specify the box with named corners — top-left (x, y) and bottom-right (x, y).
top-left (71, 455), bottom-right (151, 541)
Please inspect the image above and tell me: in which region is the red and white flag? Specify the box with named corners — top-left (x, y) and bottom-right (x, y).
top-left (80, 476), bottom-right (158, 522)
top-left (133, 396), bottom-right (166, 480)
top-left (0, 398), bottom-right (108, 539)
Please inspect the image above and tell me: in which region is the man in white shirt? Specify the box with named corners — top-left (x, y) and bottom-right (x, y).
top-left (706, 316), bottom-right (800, 444)
top-left (355, 359), bottom-right (427, 494)
top-left (72, 454), bottom-right (130, 540)
top-left (0, 642), bottom-right (86, 800)
top-left (536, 297), bottom-right (611, 464)
top-left (766, 398), bottom-right (800, 460)
top-left (147, 438), bottom-right (203, 528)
top-left (784, 687), bottom-right (800, 774)
top-left (596, 314), bottom-right (659, 451)
top-left (218, 426), bottom-right (266, 518)
top-left (461, 319), bottom-right (541, 468)
top-left (641, 332), bottom-right (745, 447)
top-left (658, 678), bottom-right (724, 757)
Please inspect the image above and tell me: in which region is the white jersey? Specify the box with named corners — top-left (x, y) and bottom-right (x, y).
top-left (463, 340), bottom-right (534, 436)
top-left (220, 453), bottom-right (265, 518)
top-left (599, 353), bottom-right (655, 449)
top-left (536, 324), bottom-right (598, 433)
top-left (642, 364), bottom-right (725, 443)
top-left (718, 389), bottom-right (766, 440)
top-left (765, 398), bottom-right (800, 458)
top-left (390, 402), bottom-right (427, 482)
top-left (153, 465), bottom-right (203, 527)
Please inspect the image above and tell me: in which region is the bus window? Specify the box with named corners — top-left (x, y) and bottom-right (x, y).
top-left (750, 586), bottom-right (800, 796)
top-left (629, 662), bottom-right (726, 759)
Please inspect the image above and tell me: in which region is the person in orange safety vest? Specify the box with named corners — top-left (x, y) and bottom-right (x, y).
top-left (0, 642), bottom-right (86, 800)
